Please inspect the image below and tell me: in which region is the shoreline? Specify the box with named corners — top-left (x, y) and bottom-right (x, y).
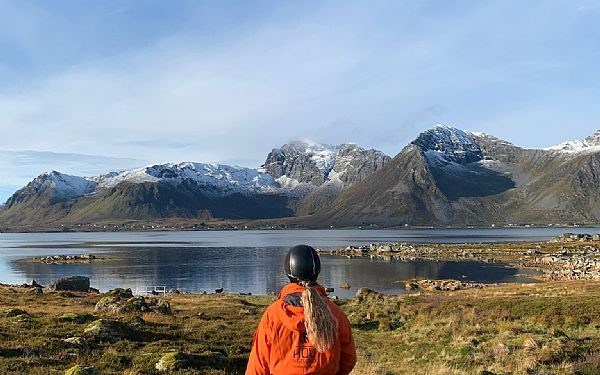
top-left (2, 235), bottom-right (600, 374)
top-left (2, 222), bottom-right (599, 233)
top-left (319, 238), bottom-right (600, 282)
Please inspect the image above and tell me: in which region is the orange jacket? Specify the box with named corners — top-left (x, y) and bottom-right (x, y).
top-left (246, 283), bottom-right (357, 375)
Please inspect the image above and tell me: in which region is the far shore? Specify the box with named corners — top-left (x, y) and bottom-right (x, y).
top-left (1, 218), bottom-right (599, 234)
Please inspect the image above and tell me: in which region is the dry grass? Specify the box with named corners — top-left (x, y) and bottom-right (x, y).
top-left (2, 281), bottom-right (600, 374)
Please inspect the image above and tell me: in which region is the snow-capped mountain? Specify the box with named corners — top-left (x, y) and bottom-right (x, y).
top-left (311, 125), bottom-right (600, 227)
top-left (261, 141), bottom-right (390, 188)
top-left (0, 140), bottom-right (389, 225)
top-left (92, 162), bottom-right (283, 196)
top-left (28, 171), bottom-right (97, 200)
top-left (15, 163), bottom-right (284, 204)
top-left (544, 129), bottom-right (600, 154)
top-left (6, 126), bottom-right (600, 229)
top-left (411, 125), bottom-right (483, 164)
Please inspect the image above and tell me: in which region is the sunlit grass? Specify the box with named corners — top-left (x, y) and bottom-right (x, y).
top-left (1, 281), bottom-right (600, 374)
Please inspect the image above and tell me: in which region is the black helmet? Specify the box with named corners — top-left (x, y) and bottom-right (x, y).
top-left (285, 245), bottom-right (321, 283)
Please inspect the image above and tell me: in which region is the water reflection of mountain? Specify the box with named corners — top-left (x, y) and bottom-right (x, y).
top-left (10, 247), bottom-right (529, 298)
top-left (11, 247), bottom-right (290, 295)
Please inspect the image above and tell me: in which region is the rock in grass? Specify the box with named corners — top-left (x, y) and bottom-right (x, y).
top-left (64, 365), bottom-right (99, 375)
top-left (150, 300), bottom-right (172, 315)
top-left (58, 313), bottom-right (94, 324)
top-left (5, 308), bottom-right (28, 318)
top-left (50, 276), bottom-right (90, 292)
top-left (63, 337), bottom-right (86, 347)
top-left (83, 319), bottom-right (132, 342)
top-left (29, 287), bottom-right (43, 295)
top-left (106, 288), bottom-right (134, 298)
top-left (96, 289), bottom-right (171, 315)
top-left (95, 295), bottom-right (148, 313)
top-left (26, 280), bottom-right (43, 288)
top-left (95, 288), bottom-right (140, 313)
top-left (120, 296), bottom-right (150, 313)
top-left (155, 351), bottom-right (187, 372)
top-left (11, 314), bottom-right (32, 323)
top-left (124, 315), bottom-right (145, 328)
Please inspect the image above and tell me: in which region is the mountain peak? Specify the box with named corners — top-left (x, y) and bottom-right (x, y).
top-left (412, 125), bottom-right (482, 164)
top-left (261, 141), bottom-right (389, 186)
top-left (545, 129), bottom-right (600, 154)
top-left (584, 129), bottom-right (600, 146)
top-left (29, 171), bottom-right (97, 200)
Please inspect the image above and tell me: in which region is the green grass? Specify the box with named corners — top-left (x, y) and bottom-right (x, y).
top-left (2, 282), bottom-right (600, 374)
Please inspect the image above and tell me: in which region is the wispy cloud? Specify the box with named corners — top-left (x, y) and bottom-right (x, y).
top-left (0, 0), bottom-right (598, 172)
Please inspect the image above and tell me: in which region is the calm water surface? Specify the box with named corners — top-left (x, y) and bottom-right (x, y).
top-left (0, 228), bottom-right (593, 297)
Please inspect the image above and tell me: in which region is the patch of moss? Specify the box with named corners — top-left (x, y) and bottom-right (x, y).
top-left (83, 319), bottom-right (136, 342)
top-left (64, 365), bottom-right (98, 375)
top-left (155, 350), bottom-right (187, 372)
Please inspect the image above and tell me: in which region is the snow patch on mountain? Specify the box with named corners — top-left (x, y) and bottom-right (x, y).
top-left (303, 142), bottom-right (340, 174)
top-left (469, 132), bottom-right (514, 146)
top-left (545, 130), bottom-right (600, 154)
top-left (324, 170), bottom-right (345, 188)
top-left (424, 150), bottom-right (476, 174)
top-left (94, 162), bottom-right (284, 195)
top-left (413, 125), bottom-right (483, 164)
top-left (276, 175), bottom-right (302, 189)
top-left (32, 171), bottom-right (97, 199)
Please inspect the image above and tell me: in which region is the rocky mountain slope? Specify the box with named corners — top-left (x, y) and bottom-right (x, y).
top-left (260, 141), bottom-right (390, 214)
top-left (307, 125), bottom-right (600, 227)
top-left (0, 163), bottom-right (293, 226)
top-left (0, 143), bottom-right (388, 227)
top-left (3, 127), bottom-right (600, 229)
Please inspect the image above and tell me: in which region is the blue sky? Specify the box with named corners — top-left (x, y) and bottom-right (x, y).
top-left (1, 0), bottom-right (600, 202)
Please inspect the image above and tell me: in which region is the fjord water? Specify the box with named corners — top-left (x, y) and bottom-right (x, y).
top-left (0, 228), bottom-right (592, 297)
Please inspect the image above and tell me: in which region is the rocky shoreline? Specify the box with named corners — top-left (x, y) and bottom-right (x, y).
top-left (318, 233), bottom-right (600, 282)
top-left (30, 254), bottom-right (108, 264)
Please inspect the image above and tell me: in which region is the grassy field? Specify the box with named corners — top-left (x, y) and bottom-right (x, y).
top-left (1, 281), bottom-right (600, 375)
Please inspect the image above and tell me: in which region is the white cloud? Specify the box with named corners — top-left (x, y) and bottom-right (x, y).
top-left (0, 0), bottom-right (598, 173)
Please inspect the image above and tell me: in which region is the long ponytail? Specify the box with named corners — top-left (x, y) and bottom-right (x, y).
top-left (299, 281), bottom-right (338, 352)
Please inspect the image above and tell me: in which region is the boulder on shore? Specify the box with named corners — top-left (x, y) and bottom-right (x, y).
top-left (50, 276), bottom-right (90, 292)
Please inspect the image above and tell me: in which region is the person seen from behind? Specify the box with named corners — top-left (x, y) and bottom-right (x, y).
top-left (246, 244), bottom-right (357, 374)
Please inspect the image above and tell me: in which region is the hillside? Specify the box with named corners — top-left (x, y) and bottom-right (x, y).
top-left (3, 127), bottom-right (600, 229)
top-left (308, 126), bottom-right (600, 227)
top-left (0, 143), bottom-right (387, 228)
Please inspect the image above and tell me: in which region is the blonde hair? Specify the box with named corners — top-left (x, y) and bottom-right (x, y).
top-left (299, 281), bottom-right (338, 352)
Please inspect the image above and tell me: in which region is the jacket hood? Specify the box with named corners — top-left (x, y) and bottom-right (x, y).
top-left (274, 283), bottom-right (328, 333)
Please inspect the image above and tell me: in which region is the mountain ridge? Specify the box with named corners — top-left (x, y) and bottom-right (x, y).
top-left (2, 127), bottom-right (600, 230)
top-left (307, 125), bottom-right (600, 227)
top-left (0, 141), bottom-right (388, 227)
